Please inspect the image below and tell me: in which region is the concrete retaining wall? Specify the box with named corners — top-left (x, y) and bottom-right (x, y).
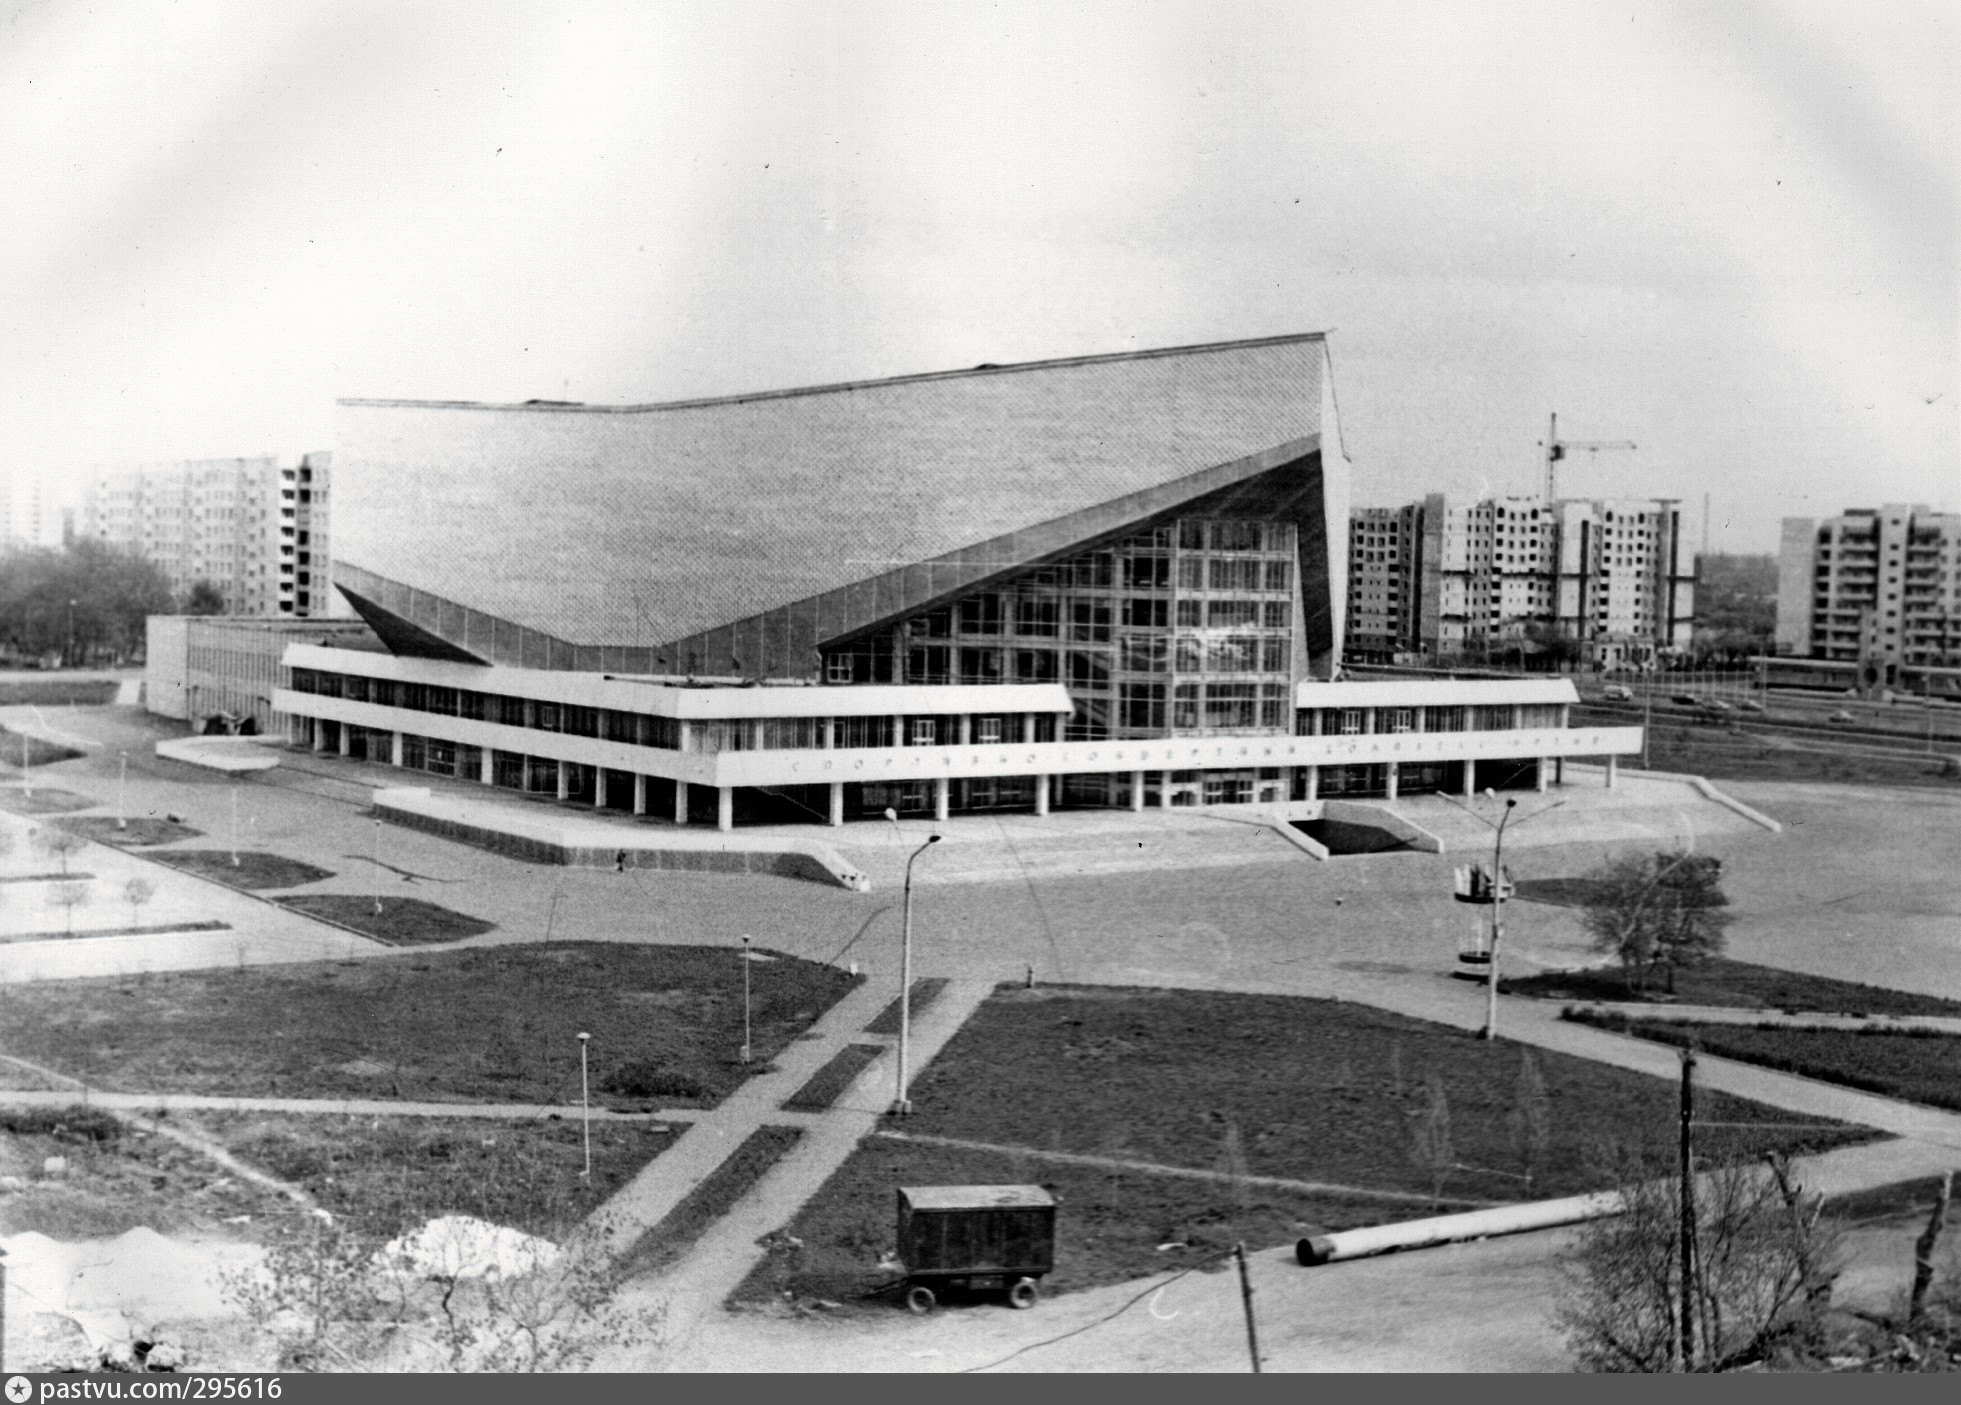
top-left (1320, 800), bottom-right (1447, 853)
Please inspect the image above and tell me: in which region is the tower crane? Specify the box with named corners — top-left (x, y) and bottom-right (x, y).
top-left (1541, 412), bottom-right (1637, 502)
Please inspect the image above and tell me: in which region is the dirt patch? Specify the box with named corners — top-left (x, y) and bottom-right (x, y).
top-left (149, 850), bottom-right (334, 891)
top-left (1, 920), bottom-right (230, 945)
top-left (274, 894), bottom-right (494, 945)
top-left (185, 1110), bottom-right (675, 1246)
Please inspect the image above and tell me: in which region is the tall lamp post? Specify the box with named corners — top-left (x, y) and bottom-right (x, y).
top-left (577, 1031), bottom-right (592, 1179)
top-left (885, 808), bottom-right (941, 1115)
top-left (739, 934), bottom-right (753, 1064)
top-left (1443, 789), bottom-right (1565, 1041)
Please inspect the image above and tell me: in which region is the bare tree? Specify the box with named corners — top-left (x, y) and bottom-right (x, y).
top-left (46, 879), bottom-right (89, 935)
top-left (123, 874), bottom-right (158, 928)
top-left (1410, 1071), bottom-right (1455, 1208)
top-left (1556, 1143), bottom-right (1842, 1371)
top-left (34, 826), bottom-right (86, 877)
top-left (1508, 1049), bottom-right (1552, 1190)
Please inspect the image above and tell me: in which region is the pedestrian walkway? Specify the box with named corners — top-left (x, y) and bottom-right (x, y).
top-left (587, 978), bottom-right (997, 1347)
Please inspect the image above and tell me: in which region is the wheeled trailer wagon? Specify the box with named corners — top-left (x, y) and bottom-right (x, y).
top-left (896, 1184), bottom-right (1056, 1313)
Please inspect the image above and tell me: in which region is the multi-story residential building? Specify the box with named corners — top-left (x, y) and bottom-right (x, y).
top-left (81, 453), bottom-right (332, 615)
top-left (1343, 492), bottom-right (1693, 667)
top-left (0, 468), bottom-right (70, 551)
top-left (254, 334), bottom-right (1641, 831)
top-left (1776, 505), bottom-right (1961, 691)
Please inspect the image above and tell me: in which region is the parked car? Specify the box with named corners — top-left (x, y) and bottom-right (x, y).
top-left (1602, 685), bottom-right (1634, 702)
top-left (1828, 709), bottom-right (1856, 725)
top-left (1702, 699), bottom-right (1734, 713)
top-left (1738, 699), bottom-right (1765, 713)
top-left (1671, 693), bottom-right (1699, 706)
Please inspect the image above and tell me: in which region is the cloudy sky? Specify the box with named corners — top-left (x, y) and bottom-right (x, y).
top-left (1, 0), bottom-right (1952, 550)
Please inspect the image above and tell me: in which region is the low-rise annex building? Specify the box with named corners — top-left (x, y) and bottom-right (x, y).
top-left (270, 334), bottom-right (1642, 829)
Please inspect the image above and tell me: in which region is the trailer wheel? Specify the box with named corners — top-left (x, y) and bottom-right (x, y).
top-left (906, 1285), bottom-right (937, 1315)
top-left (1008, 1277), bottom-right (1039, 1309)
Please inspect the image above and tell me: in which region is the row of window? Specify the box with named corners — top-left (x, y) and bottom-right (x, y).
top-left (905, 635), bottom-right (1291, 686)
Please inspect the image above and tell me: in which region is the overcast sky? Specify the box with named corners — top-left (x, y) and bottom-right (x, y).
top-left (1, 0), bottom-right (1953, 551)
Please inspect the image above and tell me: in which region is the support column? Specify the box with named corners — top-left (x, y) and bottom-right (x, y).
top-left (1536, 759), bottom-right (1549, 793)
top-left (556, 760), bottom-right (570, 801)
top-left (822, 717), bottom-right (835, 750)
top-left (1034, 775), bottom-right (1050, 816)
top-left (1385, 761), bottom-right (1399, 801)
top-left (959, 715), bottom-right (972, 745)
top-left (337, 725), bottom-right (350, 757)
top-left (1555, 757), bottom-right (1565, 786)
top-left (480, 748), bottom-right (494, 785)
top-left (594, 767), bottom-right (607, 808)
top-left (934, 776), bottom-right (950, 823)
top-left (632, 773), bottom-right (647, 815)
top-left (675, 781), bottom-right (690, 825)
top-left (1131, 770), bottom-right (1146, 812)
top-left (390, 731), bottom-right (404, 767)
top-left (1023, 714), bottom-right (1035, 743)
top-left (1305, 764), bottom-right (1320, 802)
top-left (1462, 758), bottom-right (1476, 797)
top-left (310, 718), bottom-right (324, 751)
top-left (828, 781), bottom-right (845, 827)
top-left (1160, 769), bottom-right (1173, 808)
top-left (717, 786), bottom-right (734, 832)
top-left (1606, 755), bottom-right (1619, 789)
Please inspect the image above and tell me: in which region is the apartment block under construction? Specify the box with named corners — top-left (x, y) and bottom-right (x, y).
top-left (1346, 493), bottom-right (1695, 668)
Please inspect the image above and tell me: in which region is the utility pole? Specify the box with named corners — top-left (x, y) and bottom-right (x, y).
top-left (1234, 1242), bottom-right (1262, 1373)
top-left (1678, 1048), bottom-right (1698, 1372)
top-left (1542, 412), bottom-right (1637, 503)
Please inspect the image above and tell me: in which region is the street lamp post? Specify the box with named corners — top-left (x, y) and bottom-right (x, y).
top-left (371, 816), bottom-right (383, 916)
top-left (117, 751), bottom-right (128, 831)
top-left (577, 1031), bottom-right (592, 1179)
top-left (230, 784), bottom-right (241, 866)
top-left (739, 934), bottom-right (753, 1064)
top-left (885, 808), bottom-right (941, 1116)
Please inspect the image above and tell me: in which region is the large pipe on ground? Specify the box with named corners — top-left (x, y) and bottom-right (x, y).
top-left (1296, 1190), bottom-right (1626, 1266)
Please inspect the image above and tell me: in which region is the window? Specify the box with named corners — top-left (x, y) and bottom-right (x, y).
top-left (1259, 684), bottom-right (1289, 730)
top-left (1123, 555), bottom-right (1170, 589)
top-left (1123, 598), bottom-right (1169, 629)
top-left (1262, 601), bottom-right (1291, 629)
top-left (1260, 637), bottom-right (1290, 673)
top-left (1475, 705), bottom-right (1516, 731)
top-left (1067, 651), bottom-right (1110, 689)
top-left (1209, 559), bottom-right (1262, 592)
top-left (908, 645), bottom-right (950, 684)
top-left (1209, 521), bottom-right (1263, 552)
top-left (1014, 648), bottom-right (1058, 682)
top-left (974, 715), bottom-right (1005, 744)
top-left (908, 717), bottom-right (937, 746)
top-left (836, 716), bottom-right (894, 749)
top-left (912, 607), bottom-right (952, 638)
top-left (1172, 683), bottom-right (1200, 729)
top-left (1015, 598), bottom-right (1059, 637)
top-left (1178, 520), bottom-right (1206, 550)
top-left (1427, 706), bottom-right (1466, 733)
top-left (533, 701), bottom-right (561, 732)
top-left (1119, 682), bottom-right (1166, 731)
top-left (958, 594), bottom-right (1003, 634)
top-left (1206, 636), bottom-right (1258, 673)
top-left (1120, 635), bottom-right (1168, 672)
top-left (1176, 599), bottom-right (1203, 628)
top-left (1071, 554), bottom-right (1114, 589)
top-left (958, 647), bottom-right (1002, 684)
top-left (1385, 708), bottom-right (1415, 734)
top-left (1061, 600), bottom-right (1111, 644)
top-left (1205, 683), bottom-right (1258, 729)
top-left (1177, 557), bottom-right (1205, 591)
top-left (1337, 708), bottom-right (1366, 735)
top-left (1207, 599), bottom-right (1259, 628)
top-left (1065, 696), bottom-right (1111, 741)
top-left (1175, 636), bottom-right (1203, 672)
top-left (1264, 559), bottom-right (1293, 592)
top-left (826, 654), bottom-right (855, 684)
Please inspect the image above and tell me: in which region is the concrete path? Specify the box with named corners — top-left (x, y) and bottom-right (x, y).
top-left (597, 979), bottom-right (998, 1352)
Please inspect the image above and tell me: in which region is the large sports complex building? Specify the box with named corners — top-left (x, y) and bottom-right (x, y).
top-left (271, 334), bottom-right (1641, 830)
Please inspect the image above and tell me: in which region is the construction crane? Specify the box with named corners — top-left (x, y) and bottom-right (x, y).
top-left (1541, 412), bottom-right (1637, 502)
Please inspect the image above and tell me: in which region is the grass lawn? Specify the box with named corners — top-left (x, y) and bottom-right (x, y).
top-left (2, 920), bottom-right (229, 944)
top-left (275, 894), bottom-right (495, 945)
top-left (0, 942), bottom-right (862, 1110)
top-left (1568, 1012), bottom-right (1961, 1113)
top-left (57, 816), bottom-right (204, 847)
top-left (1503, 956), bottom-right (1961, 1017)
top-left (149, 849), bottom-right (334, 890)
top-left (183, 1110), bottom-right (675, 1246)
top-left (620, 1125), bottom-right (803, 1278)
top-left (783, 1044), bottom-right (883, 1113)
top-left (0, 787), bottom-right (96, 814)
top-left (865, 978), bottom-right (948, 1036)
top-left (0, 680), bottom-right (119, 706)
top-left (737, 984), bottom-right (1872, 1308)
